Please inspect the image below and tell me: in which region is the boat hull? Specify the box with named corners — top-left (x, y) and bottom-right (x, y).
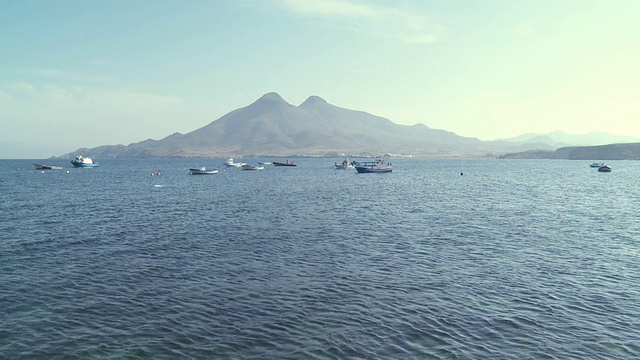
top-left (273, 162), bottom-right (297, 167)
top-left (242, 165), bottom-right (264, 170)
top-left (34, 164), bottom-right (63, 170)
top-left (71, 162), bottom-right (99, 168)
top-left (189, 168), bottom-right (218, 174)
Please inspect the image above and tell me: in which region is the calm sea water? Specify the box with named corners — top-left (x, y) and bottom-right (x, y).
top-left (1, 158), bottom-right (639, 359)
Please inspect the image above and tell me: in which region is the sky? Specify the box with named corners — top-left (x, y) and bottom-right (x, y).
top-left (1, 0), bottom-right (639, 159)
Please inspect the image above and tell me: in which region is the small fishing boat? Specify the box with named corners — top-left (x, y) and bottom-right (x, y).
top-left (242, 164), bottom-right (264, 171)
top-left (334, 158), bottom-right (354, 170)
top-left (223, 158), bottom-right (245, 167)
top-left (589, 162), bottom-right (605, 168)
top-left (353, 159), bottom-right (392, 173)
top-left (273, 160), bottom-right (297, 167)
top-left (189, 167), bottom-right (218, 175)
top-left (71, 155), bottom-right (99, 168)
top-left (33, 163), bottom-right (63, 170)
top-left (598, 165), bottom-right (612, 172)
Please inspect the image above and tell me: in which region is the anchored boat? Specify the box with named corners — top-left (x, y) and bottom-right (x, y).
top-left (353, 159), bottom-right (392, 173)
top-left (71, 155), bottom-right (99, 168)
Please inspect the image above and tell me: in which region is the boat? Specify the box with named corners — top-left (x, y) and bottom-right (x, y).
top-left (223, 158), bottom-right (245, 167)
top-left (598, 165), bottom-right (612, 172)
top-left (590, 162), bottom-right (605, 168)
top-left (71, 155), bottom-right (99, 168)
top-left (241, 164), bottom-right (264, 171)
top-left (334, 159), bottom-right (354, 170)
top-left (258, 161), bottom-right (271, 165)
top-left (273, 160), bottom-right (297, 167)
top-left (189, 167), bottom-right (218, 175)
top-left (33, 164), bottom-right (63, 170)
top-left (353, 159), bottom-right (392, 173)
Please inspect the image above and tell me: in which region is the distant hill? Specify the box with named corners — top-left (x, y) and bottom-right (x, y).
top-left (498, 131), bottom-right (640, 148)
top-left (58, 92), bottom-right (636, 159)
top-left (499, 143), bottom-right (640, 160)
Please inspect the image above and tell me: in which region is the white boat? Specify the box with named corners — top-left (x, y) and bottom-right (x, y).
top-left (334, 159), bottom-right (354, 170)
top-left (242, 164), bottom-right (264, 171)
top-left (71, 155), bottom-right (99, 168)
top-left (353, 159), bottom-right (392, 173)
top-left (223, 158), bottom-right (245, 167)
top-left (189, 167), bottom-right (218, 175)
top-left (258, 161), bottom-right (271, 165)
top-left (589, 162), bottom-right (605, 168)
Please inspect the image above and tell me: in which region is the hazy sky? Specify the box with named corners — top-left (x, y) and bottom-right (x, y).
top-left (1, 0), bottom-right (639, 158)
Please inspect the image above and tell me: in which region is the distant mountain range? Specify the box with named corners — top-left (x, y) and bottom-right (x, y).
top-left (498, 131), bottom-right (640, 149)
top-left (499, 143), bottom-right (640, 160)
top-left (59, 92), bottom-right (640, 159)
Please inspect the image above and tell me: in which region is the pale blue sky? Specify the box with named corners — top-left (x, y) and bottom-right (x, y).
top-left (1, 0), bottom-right (639, 158)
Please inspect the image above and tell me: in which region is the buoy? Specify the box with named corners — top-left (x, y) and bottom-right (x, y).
top-left (41, 171), bottom-right (45, 174)
top-left (461, 172), bottom-right (463, 176)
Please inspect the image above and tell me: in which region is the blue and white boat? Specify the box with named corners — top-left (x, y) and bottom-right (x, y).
top-left (71, 155), bottom-right (99, 168)
top-left (353, 159), bottom-right (392, 173)
top-left (589, 162), bottom-right (605, 168)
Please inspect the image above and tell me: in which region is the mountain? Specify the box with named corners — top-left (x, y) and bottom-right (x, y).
top-left (59, 92), bottom-right (632, 159)
top-left (61, 92), bottom-right (511, 159)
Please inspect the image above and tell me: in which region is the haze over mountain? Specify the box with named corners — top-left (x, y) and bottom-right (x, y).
top-left (60, 93), bottom-right (632, 159)
top-left (498, 131), bottom-right (640, 148)
top-left (499, 142), bottom-right (640, 160)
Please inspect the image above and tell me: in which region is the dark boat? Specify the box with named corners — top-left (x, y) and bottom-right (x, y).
top-left (34, 163), bottom-right (63, 170)
top-left (273, 160), bottom-right (297, 167)
top-left (598, 165), bottom-right (612, 172)
top-left (353, 159), bottom-right (392, 173)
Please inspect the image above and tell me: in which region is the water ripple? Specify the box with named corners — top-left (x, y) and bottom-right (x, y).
top-left (1, 159), bottom-right (640, 358)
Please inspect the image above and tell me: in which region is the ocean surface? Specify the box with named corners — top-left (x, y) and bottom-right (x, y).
top-left (1, 158), bottom-right (639, 359)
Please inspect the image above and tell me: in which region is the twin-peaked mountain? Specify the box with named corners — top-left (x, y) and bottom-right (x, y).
top-left (65, 92), bottom-right (529, 158)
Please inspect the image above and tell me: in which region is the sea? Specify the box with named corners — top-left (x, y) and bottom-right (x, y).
top-left (1, 158), bottom-right (639, 359)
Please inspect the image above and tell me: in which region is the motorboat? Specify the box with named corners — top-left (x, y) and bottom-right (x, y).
top-left (223, 158), bottom-right (245, 167)
top-left (598, 165), bottom-right (612, 172)
top-left (34, 163), bottom-right (63, 170)
top-left (273, 160), bottom-right (297, 167)
top-left (241, 164), bottom-right (264, 171)
top-left (71, 155), bottom-right (99, 168)
top-left (189, 167), bottom-right (218, 175)
top-left (258, 161), bottom-right (271, 165)
top-left (353, 159), bottom-right (392, 173)
top-left (334, 159), bottom-right (354, 170)
top-left (589, 162), bottom-right (605, 168)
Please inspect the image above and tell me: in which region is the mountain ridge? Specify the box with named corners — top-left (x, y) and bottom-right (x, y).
top-left (58, 92), bottom-right (636, 159)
